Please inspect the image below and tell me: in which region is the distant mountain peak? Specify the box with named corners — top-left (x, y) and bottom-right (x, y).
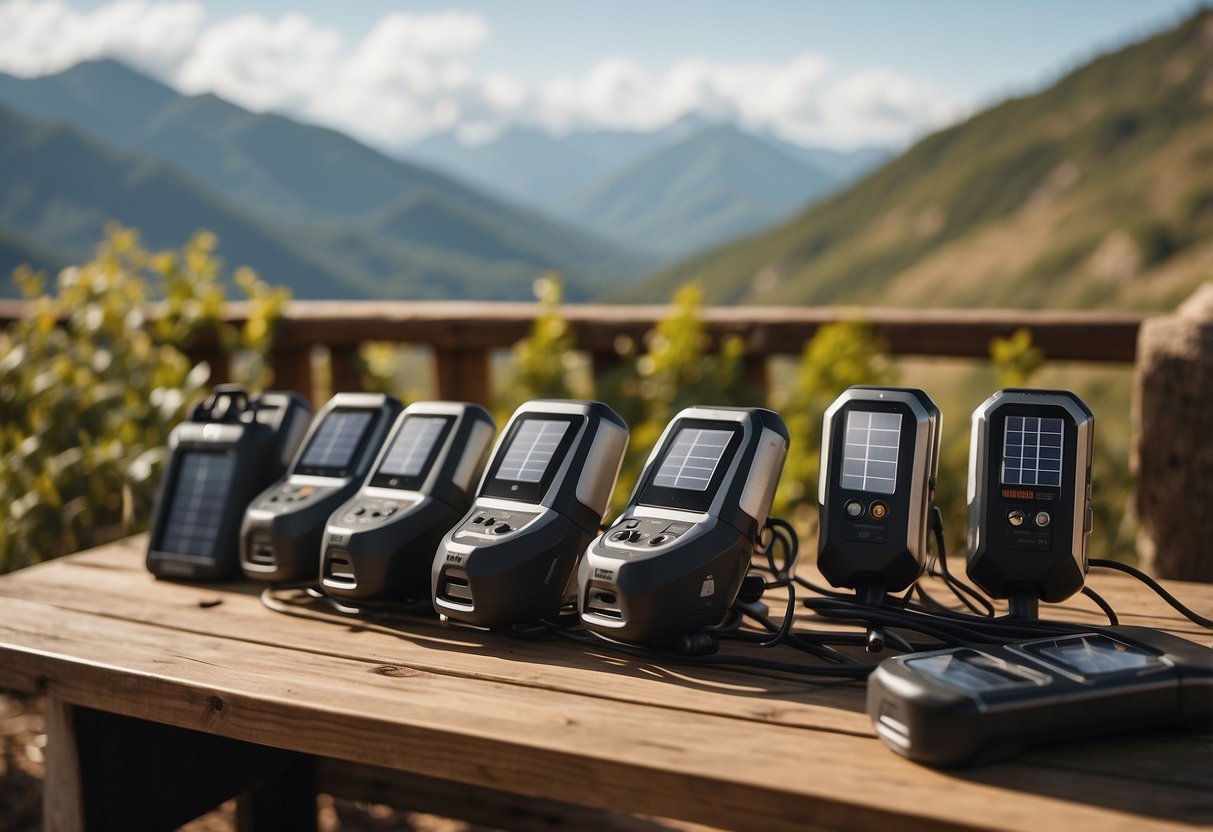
top-left (616, 8), bottom-right (1213, 312)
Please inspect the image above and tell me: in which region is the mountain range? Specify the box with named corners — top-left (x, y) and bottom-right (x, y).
top-left (406, 121), bottom-right (886, 259)
top-left (619, 9), bottom-right (1213, 312)
top-left (0, 60), bottom-right (652, 300)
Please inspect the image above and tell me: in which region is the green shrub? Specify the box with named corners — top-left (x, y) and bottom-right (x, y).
top-left (0, 225), bottom-right (287, 573)
top-left (773, 320), bottom-right (897, 524)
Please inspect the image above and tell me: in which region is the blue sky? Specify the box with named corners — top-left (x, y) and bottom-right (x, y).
top-left (0, 0), bottom-right (1200, 150)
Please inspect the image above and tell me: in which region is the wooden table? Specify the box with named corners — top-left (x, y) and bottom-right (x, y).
top-left (0, 535), bottom-right (1210, 832)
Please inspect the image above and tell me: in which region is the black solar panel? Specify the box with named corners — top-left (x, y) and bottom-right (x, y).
top-left (159, 451), bottom-right (235, 559)
top-left (377, 416), bottom-right (448, 478)
top-left (496, 419), bottom-right (571, 483)
top-left (840, 410), bottom-right (902, 495)
top-left (652, 428), bottom-right (733, 492)
top-left (298, 410), bottom-right (374, 473)
top-left (1002, 416), bottom-right (1064, 487)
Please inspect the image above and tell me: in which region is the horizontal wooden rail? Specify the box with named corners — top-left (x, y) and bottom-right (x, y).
top-left (218, 301), bottom-right (1145, 363)
top-left (0, 299), bottom-right (1145, 404)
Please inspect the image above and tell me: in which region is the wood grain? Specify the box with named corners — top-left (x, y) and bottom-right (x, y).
top-left (1, 536), bottom-right (1210, 832)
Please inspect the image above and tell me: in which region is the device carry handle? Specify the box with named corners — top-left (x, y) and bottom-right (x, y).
top-left (195, 385), bottom-right (251, 423)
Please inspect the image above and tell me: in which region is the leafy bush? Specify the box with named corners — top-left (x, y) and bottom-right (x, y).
top-left (0, 226), bottom-right (287, 573)
top-left (496, 275), bottom-right (584, 420)
top-left (772, 321), bottom-right (897, 525)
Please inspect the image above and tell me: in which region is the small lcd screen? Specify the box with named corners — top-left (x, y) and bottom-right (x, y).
top-left (495, 419), bottom-right (571, 483)
top-left (651, 428), bottom-right (734, 492)
top-left (481, 414), bottom-right (583, 502)
top-left (296, 410), bottom-right (375, 476)
top-left (1020, 635), bottom-right (1165, 677)
top-left (1002, 416), bottom-right (1064, 487)
top-left (158, 451), bottom-right (235, 560)
top-left (840, 410), bottom-right (902, 495)
top-left (907, 650), bottom-right (1039, 693)
top-left (637, 419), bottom-right (743, 513)
top-left (377, 416), bottom-right (451, 479)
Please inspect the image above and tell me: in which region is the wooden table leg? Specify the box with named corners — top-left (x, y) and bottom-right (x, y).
top-left (41, 698), bottom-right (316, 831)
top-left (42, 697), bottom-right (84, 832)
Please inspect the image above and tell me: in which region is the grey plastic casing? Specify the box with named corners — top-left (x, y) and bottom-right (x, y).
top-left (432, 399), bottom-right (628, 627)
top-left (579, 406), bottom-right (789, 643)
top-left (241, 392), bottom-right (402, 583)
top-left (817, 387), bottom-right (941, 594)
top-left (866, 626), bottom-right (1213, 767)
top-left (320, 402), bottom-right (495, 602)
top-left (966, 389), bottom-right (1094, 603)
top-left (147, 387), bottom-right (311, 581)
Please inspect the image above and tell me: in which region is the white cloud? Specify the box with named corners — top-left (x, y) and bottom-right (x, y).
top-left (0, 0), bottom-right (203, 78)
top-left (0, 0), bottom-right (962, 149)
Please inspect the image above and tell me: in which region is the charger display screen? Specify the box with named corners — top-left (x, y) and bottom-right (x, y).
top-left (371, 415), bottom-right (454, 489)
top-left (638, 420), bottom-right (743, 512)
top-left (157, 450), bottom-right (235, 560)
top-left (296, 410), bottom-right (375, 477)
top-left (481, 414), bottom-right (583, 502)
top-left (1001, 416), bottom-right (1064, 487)
top-left (907, 650), bottom-right (1040, 693)
top-left (840, 410), bottom-right (902, 495)
top-left (1019, 635), bottom-right (1165, 677)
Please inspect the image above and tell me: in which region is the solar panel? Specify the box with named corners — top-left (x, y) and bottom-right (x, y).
top-left (377, 416), bottom-right (448, 478)
top-left (496, 419), bottom-right (571, 483)
top-left (159, 451), bottom-right (235, 559)
top-left (298, 410), bottom-right (374, 473)
top-left (1001, 416), bottom-right (1064, 487)
top-left (840, 410), bottom-right (902, 495)
top-left (651, 428), bottom-right (733, 492)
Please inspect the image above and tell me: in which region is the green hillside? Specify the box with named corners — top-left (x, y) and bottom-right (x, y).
top-left (620, 9), bottom-right (1213, 311)
top-left (562, 125), bottom-right (837, 259)
top-left (0, 60), bottom-right (652, 296)
top-left (0, 103), bottom-right (370, 298)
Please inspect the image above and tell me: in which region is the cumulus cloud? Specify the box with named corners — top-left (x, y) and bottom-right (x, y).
top-left (0, 0), bottom-right (203, 77)
top-left (0, 0), bottom-right (962, 149)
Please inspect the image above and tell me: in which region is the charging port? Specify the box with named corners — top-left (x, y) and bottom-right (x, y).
top-left (248, 537), bottom-right (275, 567)
top-left (324, 551), bottom-right (355, 584)
top-left (439, 568), bottom-right (473, 603)
top-left (585, 586), bottom-right (623, 621)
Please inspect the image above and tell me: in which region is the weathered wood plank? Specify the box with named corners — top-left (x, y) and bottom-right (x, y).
top-left (1, 595), bottom-right (1209, 832)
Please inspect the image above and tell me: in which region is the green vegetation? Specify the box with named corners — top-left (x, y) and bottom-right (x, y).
top-left (0, 226), bottom-right (286, 573)
top-left (0, 60), bottom-right (651, 302)
top-left (3, 227), bottom-right (1140, 573)
top-left (618, 9), bottom-right (1213, 313)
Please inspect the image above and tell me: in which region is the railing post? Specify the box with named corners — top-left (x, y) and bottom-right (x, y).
top-left (742, 355), bottom-right (768, 402)
top-left (433, 347), bottom-right (491, 406)
top-left (1133, 283), bottom-right (1213, 581)
top-left (187, 344), bottom-right (230, 387)
top-left (328, 344), bottom-right (363, 394)
top-left (271, 346), bottom-right (315, 404)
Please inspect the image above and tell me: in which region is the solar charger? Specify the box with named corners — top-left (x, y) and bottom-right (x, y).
top-left (241, 392), bottom-right (401, 583)
top-left (817, 387), bottom-right (942, 597)
top-left (147, 385), bottom-right (311, 581)
top-left (432, 399), bottom-right (628, 627)
top-left (321, 401), bottom-right (495, 602)
top-left (578, 406), bottom-right (789, 643)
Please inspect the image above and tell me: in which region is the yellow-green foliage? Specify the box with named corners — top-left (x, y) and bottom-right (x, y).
top-left (599, 284), bottom-right (757, 510)
top-left (990, 328), bottom-right (1044, 388)
top-left (772, 321), bottom-right (896, 524)
top-left (496, 275), bottom-right (582, 420)
top-left (0, 225), bottom-right (288, 572)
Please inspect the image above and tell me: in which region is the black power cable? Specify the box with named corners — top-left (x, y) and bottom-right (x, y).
top-left (1090, 559), bottom-right (1213, 629)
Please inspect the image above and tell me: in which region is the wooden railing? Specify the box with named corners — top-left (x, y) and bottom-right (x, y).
top-left (9, 295), bottom-right (1213, 580)
top-left (174, 301), bottom-right (1146, 404)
